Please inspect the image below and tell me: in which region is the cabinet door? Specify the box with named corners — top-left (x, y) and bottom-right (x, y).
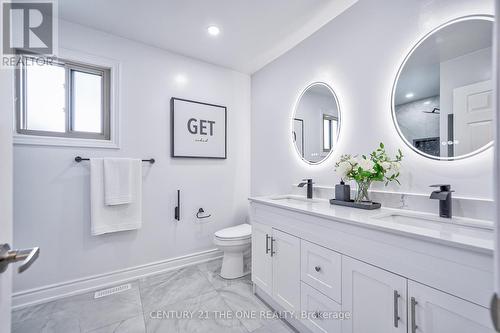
top-left (408, 280), bottom-right (495, 333)
top-left (251, 222), bottom-right (273, 295)
top-left (272, 228), bottom-right (301, 313)
top-left (342, 257), bottom-right (407, 333)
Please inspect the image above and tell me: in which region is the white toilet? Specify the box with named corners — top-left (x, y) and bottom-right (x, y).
top-left (213, 223), bottom-right (252, 279)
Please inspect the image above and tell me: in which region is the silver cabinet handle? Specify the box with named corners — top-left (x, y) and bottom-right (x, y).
top-left (411, 297), bottom-right (418, 333)
top-left (315, 266), bottom-right (321, 272)
top-left (265, 234), bottom-right (270, 254)
top-left (393, 290), bottom-right (400, 327)
top-left (270, 237), bottom-right (276, 257)
top-left (0, 244), bottom-right (40, 274)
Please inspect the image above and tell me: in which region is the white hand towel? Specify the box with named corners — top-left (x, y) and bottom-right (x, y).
top-left (104, 158), bottom-right (133, 205)
top-left (90, 158), bottom-right (142, 235)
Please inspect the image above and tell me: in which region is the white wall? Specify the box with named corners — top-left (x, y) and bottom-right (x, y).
top-left (13, 21), bottom-right (250, 292)
top-left (251, 0), bottom-right (494, 199)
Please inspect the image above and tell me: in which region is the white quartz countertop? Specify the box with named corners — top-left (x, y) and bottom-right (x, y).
top-left (249, 195), bottom-right (494, 254)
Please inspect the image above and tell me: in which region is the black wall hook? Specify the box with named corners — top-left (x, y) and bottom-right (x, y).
top-left (196, 208), bottom-right (211, 219)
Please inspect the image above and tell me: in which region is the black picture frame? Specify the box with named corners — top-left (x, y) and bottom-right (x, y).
top-left (171, 97), bottom-right (227, 159)
top-left (293, 118), bottom-right (304, 157)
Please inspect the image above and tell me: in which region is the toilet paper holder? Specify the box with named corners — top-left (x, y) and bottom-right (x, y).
top-left (196, 208), bottom-right (211, 219)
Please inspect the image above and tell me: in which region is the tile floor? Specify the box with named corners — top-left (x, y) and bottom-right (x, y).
top-left (12, 259), bottom-right (296, 333)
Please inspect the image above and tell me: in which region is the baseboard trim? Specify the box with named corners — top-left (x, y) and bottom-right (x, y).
top-left (12, 248), bottom-right (223, 310)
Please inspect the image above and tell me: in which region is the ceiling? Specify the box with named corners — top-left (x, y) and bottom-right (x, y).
top-left (395, 18), bottom-right (493, 105)
top-left (58, 0), bottom-right (357, 74)
top-left (307, 84), bottom-right (334, 97)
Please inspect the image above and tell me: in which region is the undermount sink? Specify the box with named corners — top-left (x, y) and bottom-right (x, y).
top-left (372, 211), bottom-right (493, 239)
top-left (269, 195), bottom-right (322, 204)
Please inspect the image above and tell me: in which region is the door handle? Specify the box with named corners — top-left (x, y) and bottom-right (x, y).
top-left (265, 234), bottom-right (270, 254)
top-left (393, 290), bottom-right (400, 327)
top-left (0, 243), bottom-right (40, 274)
top-left (411, 297), bottom-right (418, 333)
top-left (270, 237), bottom-right (276, 257)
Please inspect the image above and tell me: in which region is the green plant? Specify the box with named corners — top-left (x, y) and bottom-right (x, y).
top-left (335, 143), bottom-right (403, 186)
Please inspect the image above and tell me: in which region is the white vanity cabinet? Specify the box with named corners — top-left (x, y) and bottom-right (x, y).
top-left (341, 256), bottom-right (407, 333)
top-left (342, 256), bottom-right (495, 333)
top-left (301, 240), bottom-right (342, 303)
top-left (408, 280), bottom-right (494, 333)
top-left (251, 222), bottom-right (301, 313)
top-left (249, 200), bottom-right (495, 333)
top-left (251, 222), bottom-right (273, 294)
top-left (301, 282), bottom-right (342, 333)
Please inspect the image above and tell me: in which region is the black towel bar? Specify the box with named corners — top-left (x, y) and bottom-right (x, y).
top-left (75, 156), bottom-right (155, 164)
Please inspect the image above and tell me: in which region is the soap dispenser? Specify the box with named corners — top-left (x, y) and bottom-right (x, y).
top-left (335, 179), bottom-right (351, 202)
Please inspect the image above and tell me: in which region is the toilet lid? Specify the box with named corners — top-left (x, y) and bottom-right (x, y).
top-left (215, 224), bottom-right (252, 239)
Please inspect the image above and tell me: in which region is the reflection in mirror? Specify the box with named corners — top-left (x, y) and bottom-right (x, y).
top-left (293, 83), bottom-right (340, 164)
top-left (393, 16), bottom-right (493, 160)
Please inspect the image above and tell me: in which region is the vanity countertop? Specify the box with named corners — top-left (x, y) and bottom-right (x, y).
top-left (249, 195), bottom-right (494, 254)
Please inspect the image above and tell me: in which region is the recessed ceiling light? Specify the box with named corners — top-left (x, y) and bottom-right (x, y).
top-left (405, 92), bottom-right (414, 99)
top-left (207, 25), bottom-right (220, 36)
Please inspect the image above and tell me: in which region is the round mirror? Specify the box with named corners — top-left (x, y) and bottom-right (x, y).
top-left (392, 16), bottom-right (494, 160)
top-left (292, 82), bottom-right (340, 164)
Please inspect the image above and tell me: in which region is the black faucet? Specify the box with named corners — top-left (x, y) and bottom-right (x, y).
top-left (429, 184), bottom-right (454, 218)
top-left (298, 179), bottom-right (314, 199)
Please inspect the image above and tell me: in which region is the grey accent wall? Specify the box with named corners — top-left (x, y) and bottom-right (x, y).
top-left (395, 96), bottom-right (440, 148)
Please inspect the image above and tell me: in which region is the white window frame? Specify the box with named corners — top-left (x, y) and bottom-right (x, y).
top-left (13, 48), bottom-right (120, 149)
top-left (322, 114), bottom-right (338, 152)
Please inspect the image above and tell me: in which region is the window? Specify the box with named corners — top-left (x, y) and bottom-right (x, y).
top-left (323, 114), bottom-right (338, 151)
top-left (16, 55), bottom-right (111, 140)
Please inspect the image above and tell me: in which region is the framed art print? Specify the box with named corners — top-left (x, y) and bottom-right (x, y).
top-left (171, 97), bottom-right (227, 159)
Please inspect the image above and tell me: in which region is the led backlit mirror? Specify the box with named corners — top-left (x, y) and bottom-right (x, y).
top-left (292, 82), bottom-right (340, 164)
top-left (392, 16), bottom-right (494, 160)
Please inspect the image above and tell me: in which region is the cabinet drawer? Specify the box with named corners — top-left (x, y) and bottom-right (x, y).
top-left (301, 282), bottom-right (342, 333)
top-left (301, 239), bottom-right (341, 302)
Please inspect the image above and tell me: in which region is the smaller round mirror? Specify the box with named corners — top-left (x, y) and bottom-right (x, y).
top-left (292, 82), bottom-right (340, 164)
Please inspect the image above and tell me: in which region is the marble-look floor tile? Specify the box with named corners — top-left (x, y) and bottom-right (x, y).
top-left (140, 265), bottom-right (215, 313)
top-left (12, 299), bottom-right (81, 333)
top-left (12, 301), bottom-right (56, 324)
top-left (197, 259), bottom-right (251, 290)
top-left (218, 280), bottom-right (275, 332)
top-left (49, 282), bottom-right (143, 332)
top-left (87, 315), bottom-right (145, 333)
top-left (145, 290), bottom-right (247, 333)
top-left (250, 320), bottom-right (296, 333)
top-left (12, 313), bottom-right (81, 333)
top-left (12, 259), bottom-right (285, 333)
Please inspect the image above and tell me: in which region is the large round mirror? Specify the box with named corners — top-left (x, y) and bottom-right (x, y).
top-left (292, 82), bottom-right (340, 164)
top-left (392, 16), bottom-right (493, 160)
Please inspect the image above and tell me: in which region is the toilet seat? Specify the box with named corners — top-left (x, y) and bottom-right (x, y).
top-left (214, 223), bottom-right (251, 240)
